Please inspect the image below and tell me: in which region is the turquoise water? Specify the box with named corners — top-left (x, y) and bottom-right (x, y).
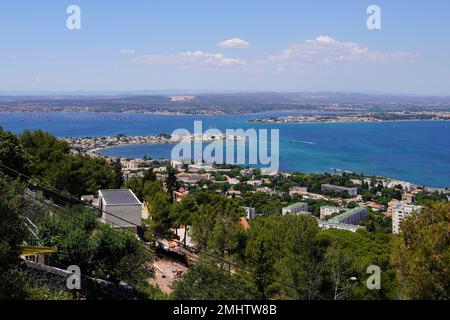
top-left (1, 112), bottom-right (449, 187)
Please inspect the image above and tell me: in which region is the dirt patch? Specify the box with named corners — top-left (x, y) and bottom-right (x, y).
top-left (149, 257), bottom-right (188, 294)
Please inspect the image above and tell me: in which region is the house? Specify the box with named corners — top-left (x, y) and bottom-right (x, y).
top-left (225, 176), bottom-right (240, 185)
top-left (98, 189), bottom-right (142, 230)
top-left (256, 187), bottom-right (272, 194)
top-left (177, 173), bottom-right (212, 185)
top-left (170, 160), bottom-right (185, 171)
top-left (239, 217), bottom-right (250, 231)
top-left (173, 188), bottom-right (189, 202)
top-left (282, 202), bottom-right (309, 215)
top-left (188, 162), bottom-right (215, 173)
top-left (226, 190), bottom-right (242, 198)
top-left (247, 180), bottom-right (262, 188)
top-left (240, 169), bottom-right (254, 176)
top-left (350, 179), bottom-right (362, 185)
top-left (365, 201), bottom-right (385, 212)
top-left (289, 186), bottom-right (308, 196)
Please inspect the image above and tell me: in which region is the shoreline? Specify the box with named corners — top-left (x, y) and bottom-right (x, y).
top-left (93, 143), bottom-right (449, 190)
top-left (3, 110), bottom-right (450, 125)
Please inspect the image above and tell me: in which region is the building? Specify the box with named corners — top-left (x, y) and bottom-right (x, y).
top-left (98, 189), bottom-right (142, 229)
top-left (226, 177), bottom-right (240, 185)
top-left (170, 160), bottom-right (185, 171)
top-left (320, 206), bottom-right (341, 220)
top-left (173, 188), bottom-right (189, 202)
top-left (244, 207), bottom-right (256, 220)
top-left (239, 217), bottom-right (250, 231)
top-left (350, 179), bottom-right (362, 185)
top-left (240, 168), bottom-right (254, 176)
top-left (392, 204), bottom-right (422, 234)
top-left (177, 173), bottom-right (212, 185)
top-left (226, 190), bottom-right (242, 197)
top-left (282, 202), bottom-right (309, 215)
top-left (383, 180), bottom-right (417, 192)
top-left (329, 206), bottom-right (368, 225)
top-left (321, 184), bottom-right (358, 197)
top-left (188, 162), bottom-right (215, 173)
top-left (247, 180), bottom-right (262, 188)
top-left (402, 193), bottom-right (416, 204)
top-left (289, 186), bottom-right (308, 196)
top-left (317, 219), bottom-right (365, 233)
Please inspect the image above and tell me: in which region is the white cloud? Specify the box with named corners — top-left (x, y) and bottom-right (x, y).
top-left (120, 48), bottom-right (136, 54)
top-left (264, 35), bottom-right (418, 72)
top-left (134, 50), bottom-right (247, 67)
top-left (217, 38), bottom-right (250, 49)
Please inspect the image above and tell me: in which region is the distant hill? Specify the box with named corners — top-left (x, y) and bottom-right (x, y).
top-left (1, 92), bottom-right (449, 114)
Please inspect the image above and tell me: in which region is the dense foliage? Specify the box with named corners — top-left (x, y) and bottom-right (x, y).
top-left (391, 202), bottom-right (450, 299)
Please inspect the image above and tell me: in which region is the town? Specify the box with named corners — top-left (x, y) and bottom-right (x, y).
top-left (251, 111), bottom-right (450, 124)
top-left (61, 133), bottom-right (242, 156)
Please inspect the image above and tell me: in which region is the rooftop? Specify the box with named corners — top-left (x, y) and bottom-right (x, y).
top-left (99, 189), bottom-right (141, 206)
top-left (329, 206), bottom-right (367, 222)
top-left (283, 202), bottom-right (308, 210)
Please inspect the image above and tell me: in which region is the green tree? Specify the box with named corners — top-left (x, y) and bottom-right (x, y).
top-left (391, 202), bottom-right (450, 299)
top-left (147, 191), bottom-right (173, 236)
top-left (143, 168), bottom-right (157, 183)
top-left (171, 195), bottom-right (199, 246)
top-left (0, 127), bottom-right (32, 176)
top-left (111, 159), bottom-right (124, 188)
top-left (245, 237), bottom-right (276, 299)
top-left (124, 177), bottom-right (144, 200)
top-left (191, 195), bottom-right (244, 258)
top-left (275, 216), bottom-right (327, 300)
top-left (0, 174), bottom-right (27, 299)
top-left (38, 209), bottom-right (154, 286)
top-left (171, 263), bottom-right (256, 300)
top-left (166, 167), bottom-right (179, 201)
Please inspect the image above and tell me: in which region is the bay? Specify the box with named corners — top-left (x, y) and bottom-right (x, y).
top-left (1, 112), bottom-right (449, 188)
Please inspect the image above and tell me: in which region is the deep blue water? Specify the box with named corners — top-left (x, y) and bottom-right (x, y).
top-left (1, 112), bottom-right (449, 187)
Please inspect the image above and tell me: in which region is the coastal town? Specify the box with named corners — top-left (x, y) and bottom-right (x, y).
top-left (61, 133), bottom-right (242, 155)
top-left (251, 111), bottom-right (450, 124)
top-left (69, 150), bottom-right (449, 294)
top-left (79, 148), bottom-right (449, 236)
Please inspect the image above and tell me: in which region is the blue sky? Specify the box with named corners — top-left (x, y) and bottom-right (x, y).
top-left (1, 0), bottom-right (449, 94)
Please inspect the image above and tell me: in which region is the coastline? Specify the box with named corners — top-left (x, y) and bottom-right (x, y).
top-left (91, 141), bottom-right (449, 191)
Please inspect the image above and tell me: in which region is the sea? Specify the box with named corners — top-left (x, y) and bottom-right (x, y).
top-left (1, 111), bottom-right (449, 188)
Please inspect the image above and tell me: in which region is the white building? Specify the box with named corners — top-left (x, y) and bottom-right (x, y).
top-left (392, 204), bottom-right (422, 234)
top-left (247, 180), bottom-right (262, 188)
top-left (289, 186), bottom-right (308, 196)
top-left (188, 162), bottom-right (215, 173)
top-left (329, 207), bottom-right (368, 225)
top-left (98, 189), bottom-right (142, 229)
top-left (177, 173), bottom-right (212, 185)
top-left (317, 220), bottom-right (365, 233)
top-left (321, 184), bottom-right (358, 197)
top-left (320, 206), bottom-right (341, 220)
top-left (350, 179), bottom-right (362, 185)
top-left (282, 202), bottom-right (309, 216)
top-left (170, 160), bottom-right (185, 170)
top-left (244, 207), bottom-right (256, 220)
